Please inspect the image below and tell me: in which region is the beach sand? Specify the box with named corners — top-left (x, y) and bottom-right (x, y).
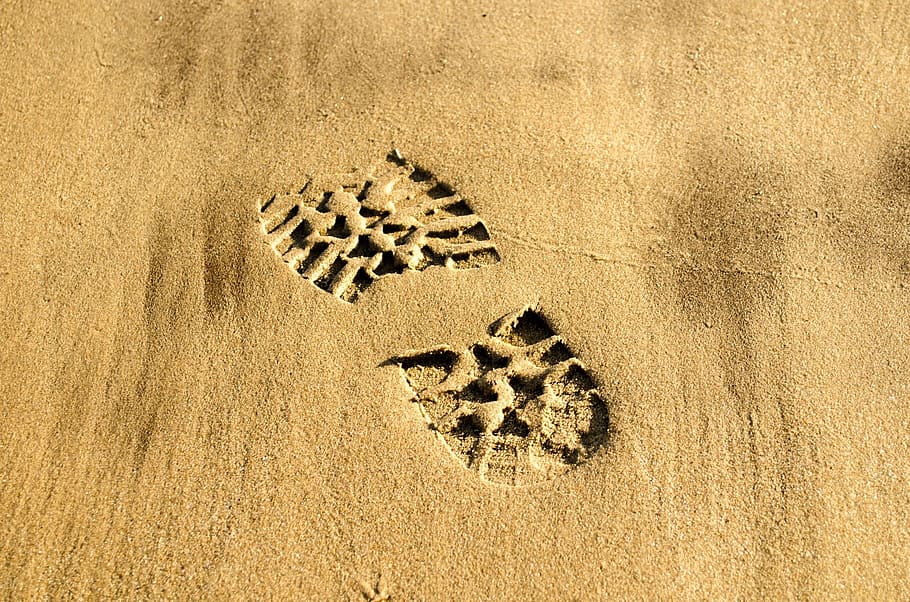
top-left (1, 1), bottom-right (909, 599)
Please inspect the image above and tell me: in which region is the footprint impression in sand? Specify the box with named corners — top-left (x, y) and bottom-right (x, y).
top-left (390, 304), bottom-right (610, 486)
top-left (257, 150), bottom-right (500, 302)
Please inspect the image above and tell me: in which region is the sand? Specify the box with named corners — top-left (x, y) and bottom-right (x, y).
top-left (2, 0), bottom-right (909, 599)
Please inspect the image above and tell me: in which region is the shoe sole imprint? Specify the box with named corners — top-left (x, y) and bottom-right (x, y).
top-left (390, 303), bottom-right (610, 486)
top-left (258, 150), bottom-right (501, 302)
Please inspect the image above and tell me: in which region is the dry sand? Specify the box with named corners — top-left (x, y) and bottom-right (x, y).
top-left (2, 0), bottom-right (910, 599)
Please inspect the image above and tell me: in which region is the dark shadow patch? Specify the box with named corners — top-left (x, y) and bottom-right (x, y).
top-left (541, 437), bottom-right (581, 465)
top-left (471, 344), bottom-right (509, 371)
top-left (347, 235), bottom-right (379, 258)
top-left (441, 200), bottom-right (473, 216)
top-left (287, 219), bottom-right (313, 248)
top-left (459, 381), bottom-right (498, 404)
top-left (409, 167), bottom-right (433, 182)
top-left (386, 149), bottom-right (408, 167)
top-left (324, 215), bottom-right (350, 239)
top-left (426, 228), bottom-right (458, 239)
top-left (108, 219), bottom-right (188, 473)
top-left (559, 364), bottom-right (597, 396)
top-left (356, 180), bottom-right (374, 201)
top-left (494, 410), bottom-right (531, 437)
top-left (203, 191), bottom-right (247, 316)
top-left (509, 374), bottom-right (545, 406)
top-left (649, 142), bottom-right (789, 399)
top-left (396, 348), bottom-right (459, 372)
top-left (339, 268), bottom-right (373, 303)
top-left (264, 202), bottom-right (298, 234)
top-left (426, 182), bottom-right (454, 199)
top-left (359, 204), bottom-right (385, 219)
top-left (382, 223), bottom-right (408, 234)
top-left (314, 256), bottom-right (346, 291)
top-left (296, 241), bottom-right (329, 274)
top-left (578, 392), bottom-right (611, 451)
top-left (496, 309), bottom-right (556, 346)
top-left (259, 193), bottom-right (277, 214)
top-left (540, 341), bottom-right (573, 365)
top-left (880, 135), bottom-right (910, 197)
top-left (451, 414), bottom-right (483, 439)
top-left (373, 251), bottom-right (401, 276)
top-left (462, 222), bottom-right (491, 241)
top-left (414, 247), bottom-right (447, 270)
top-left (315, 192), bottom-right (333, 213)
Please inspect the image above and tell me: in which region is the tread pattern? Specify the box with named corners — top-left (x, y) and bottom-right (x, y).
top-left (391, 304), bottom-right (609, 486)
top-left (258, 151), bottom-right (500, 302)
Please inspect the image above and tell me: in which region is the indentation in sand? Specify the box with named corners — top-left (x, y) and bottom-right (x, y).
top-left (257, 150), bottom-right (500, 302)
top-left (390, 303), bottom-right (609, 486)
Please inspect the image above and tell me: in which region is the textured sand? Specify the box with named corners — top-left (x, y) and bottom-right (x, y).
top-left (2, 1), bottom-right (909, 599)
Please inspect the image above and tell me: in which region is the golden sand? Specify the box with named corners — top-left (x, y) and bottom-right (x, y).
top-left (2, 1), bottom-right (909, 599)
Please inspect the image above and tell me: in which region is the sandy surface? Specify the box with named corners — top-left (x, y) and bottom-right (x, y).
top-left (2, 1), bottom-right (910, 599)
